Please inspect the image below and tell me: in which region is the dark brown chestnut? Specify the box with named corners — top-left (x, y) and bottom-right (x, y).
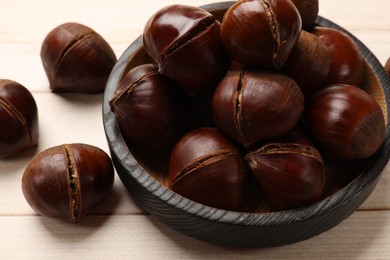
top-left (143, 4), bottom-right (228, 93)
top-left (246, 137), bottom-right (325, 210)
top-left (109, 64), bottom-right (190, 156)
top-left (212, 69), bottom-right (305, 147)
top-left (303, 84), bottom-right (385, 160)
top-left (168, 127), bottom-right (249, 210)
top-left (282, 30), bottom-right (331, 96)
top-left (41, 22), bottom-right (117, 93)
top-left (0, 79), bottom-right (38, 158)
top-left (312, 27), bottom-right (365, 88)
top-left (221, 0), bottom-right (302, 69)
top-left (290, 0), bottom-right (319, 28)
top-left (22, 143), bottom-right (114, 223)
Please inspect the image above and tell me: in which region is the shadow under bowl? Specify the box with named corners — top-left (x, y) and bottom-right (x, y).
top-left (102, 1), bottom-right (390, 248)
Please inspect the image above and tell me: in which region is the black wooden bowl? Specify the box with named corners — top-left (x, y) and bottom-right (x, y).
top-left (103, 1), bottom-right (390, 248)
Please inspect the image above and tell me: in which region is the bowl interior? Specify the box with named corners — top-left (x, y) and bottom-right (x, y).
top-left (103, 1), bottom-right (390, 221)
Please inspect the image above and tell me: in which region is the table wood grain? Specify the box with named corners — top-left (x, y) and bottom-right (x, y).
top-left (1, 0), bottom-right (389, 259)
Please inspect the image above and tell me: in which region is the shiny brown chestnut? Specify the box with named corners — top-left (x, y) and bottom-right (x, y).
top-left (283, 30), bottom-right (331, 96)
top-left (168, 127), bottom-right (249, 210)
top-left (246, 137), bottom-right (325, 210)
top-left (221, 0), bottom-right (302, 69)
top-left (109, 64), bottom-right (190, 156)
top-left (22, 143), bottom-right (114, 223)
top-left (41, 22), bottom-right (117, 93)
top-left (290, 0), bottom-right (319, 28)
top-left (312, 27), bottom-right (365, 88)
top-left (303, 84), bottom-right (385, 160)
top-left (0, 79), bottom-right (38, 157)
top-left (212, 69), bottom-right (305, 147)
top-left (143, 4), bottom-right (228, 93)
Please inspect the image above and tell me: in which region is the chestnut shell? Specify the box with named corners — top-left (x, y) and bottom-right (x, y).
top-left (221, 0), bottom-right (302, 69)
top-left (109, 64), bottom-right (190, 156)
top-left (0, 79), bottom-right (38, 157)
top-left (41, 22), bottom-right (117, 93)
top-left (304, 84), bottom-right (385, 160)
top-left (212, 69), bottom-right (304, 147)
top-left (143, 4), bottom-right (228, 93)
top-left (168, 128), bottom-right (248, 210)
top-left (22, 143), bottom-right (114, 223)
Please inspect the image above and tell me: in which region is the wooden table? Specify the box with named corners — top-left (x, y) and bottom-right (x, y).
top-left (1, 0), bottom-right (389, 259)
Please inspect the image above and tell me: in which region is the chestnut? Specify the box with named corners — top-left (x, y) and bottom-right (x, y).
top-left (212, 69), bottom-right (305, 147)
top-left (41, 22), bottom-right (117, 93)
top-left (109, 64), bottom-right (190, 156)
top-left (143, 4), bottom-right (228, 93)
top-left (168, 127), bottom-right (249, 210)
top-left (221, 0), bottom-right (302, 69)
top-left (282, 30), bottom-right (331, 96)
top-left (0, 79), bottom-right (38, 157)
top-left (290, 0), bottom-right (319, 28)
top-left (246, 135), bottom-right (325, 210)
top-left (22, 143), bottom-right (114, 223)
top-left (311, 27), bottom-right (365, 88)
top-left (303, 84), bottom-right (385, 160)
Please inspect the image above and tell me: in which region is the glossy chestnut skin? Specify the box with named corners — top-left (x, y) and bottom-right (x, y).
top-left (41, 22), bottom-right (117, 93)
top-left (0, 79), bottom-right (38, 157)
top-left (221, 0), bottom-right (302, 69)
top-left (22, 143), bottom-right (114, 223)
top-left (168, 127), bottom-right (249, 210)
top-left (109, 64), bottom-right (190, 155)
top-left (303, 84), bottom-right (385, 160)
top-left (143, 5), bottom-right (228, 93)
top-left (312, 27), bottom-right (365, 88)
top-left (283, 30), bottom-right (331, 96)
top-left (246, 137), bottom-right (325, 210)
top-left (212, 69), bottom-right (305, 147)
top-left (290, 0), bottom-right (319, 28)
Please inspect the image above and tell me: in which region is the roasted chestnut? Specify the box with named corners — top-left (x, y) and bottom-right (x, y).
top-left (246, 133), bottom-right (325, 210)
top-left (168, 127), bottom-right (249, 210)
top-left (312, 27), bottom-right (365, 88)
top-left (282, 30), bottom-right (331, 96)
top-left (143, 4), bottom-right (228, 93)
top-left (220, 0), bottom-right (302, 69)
top-left (22, 143), bottom-right (114, 223)
top-left (41, 22), bottom-right (117, 93)
top-left (290, 0), bottom-right (319, 28)
top-left (0, 79), bottom-right (38, 157)
top-left (109, 64), bottom-right (190, 156)
top-left (212, 69), bottom-right (305, 147)
top-left (303, 84), bottom-right (385, 160)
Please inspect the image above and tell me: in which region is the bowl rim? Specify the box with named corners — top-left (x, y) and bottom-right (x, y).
top-left (102, 1), bottom-right (390, 227)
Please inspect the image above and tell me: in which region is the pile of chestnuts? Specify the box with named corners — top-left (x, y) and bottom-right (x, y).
top-left (110, 0), bottom-right (386, 212)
